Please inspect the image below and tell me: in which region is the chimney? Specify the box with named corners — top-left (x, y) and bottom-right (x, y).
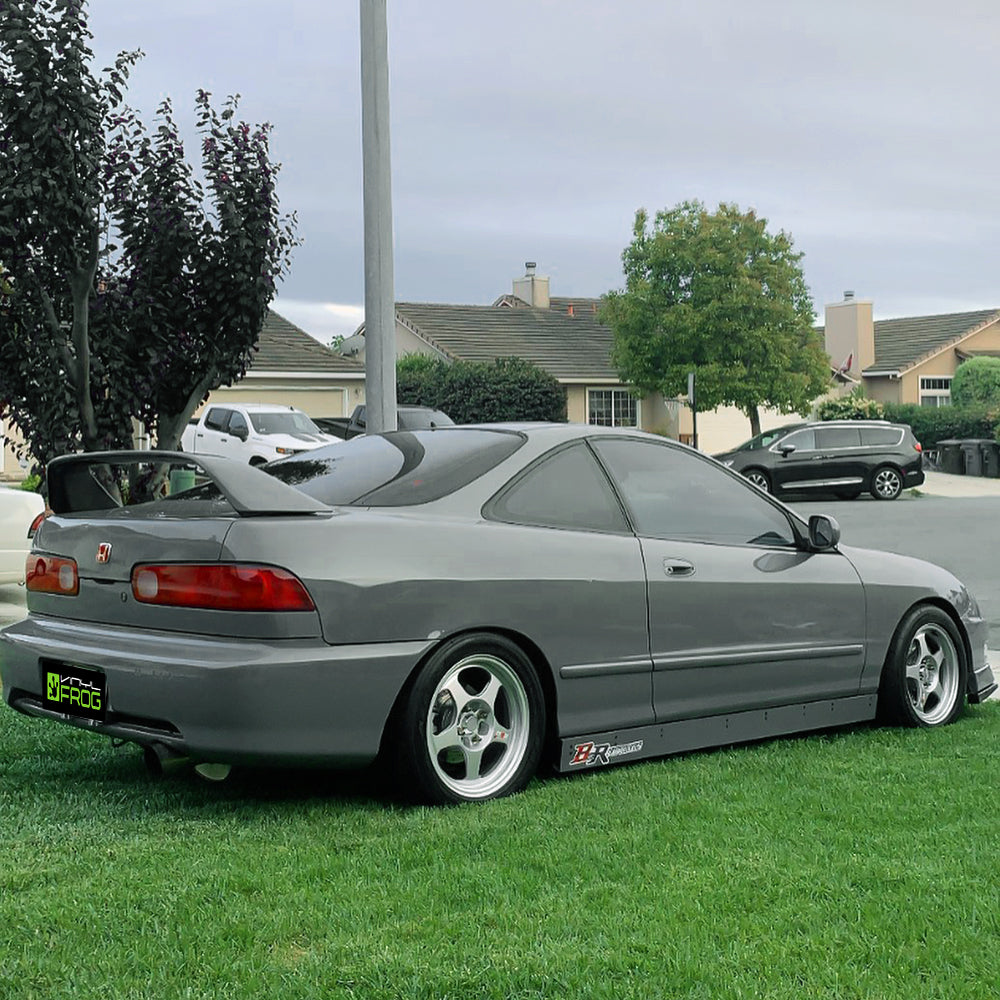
top-left (824, 290), bottom-right (874, 374)
top-left (512, 260), bottom-right (550, 309)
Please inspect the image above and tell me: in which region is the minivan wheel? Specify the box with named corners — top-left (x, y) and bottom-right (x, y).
top-left (744, 469), bottom-right (770, 493)
top-left (871, 465), bottom-right (903, 500)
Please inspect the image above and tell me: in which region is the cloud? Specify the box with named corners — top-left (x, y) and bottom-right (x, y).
top-left (271, 299), bottom-right (364, 344)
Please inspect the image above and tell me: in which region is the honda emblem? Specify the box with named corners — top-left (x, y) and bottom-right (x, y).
top-left (96, 542), bottom-right (112, 564)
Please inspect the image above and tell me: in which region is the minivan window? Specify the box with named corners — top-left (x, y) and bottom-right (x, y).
top-left (776, 428), bottom-right (815, 452)
top-left (861, 427), bottom-right (903, 446)
top-left (815, 426), bottom-right (862, 449)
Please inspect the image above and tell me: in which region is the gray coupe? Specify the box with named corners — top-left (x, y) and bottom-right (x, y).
top-left (1, 425), bottom-right (994, 803)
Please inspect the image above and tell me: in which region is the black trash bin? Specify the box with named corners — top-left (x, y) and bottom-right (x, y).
top-left (937, 439), bottom-right (964, 475)
top-left (959, 439), bottom-right (989, 477)
top-left (980, 440), bottom-right (1000, 479)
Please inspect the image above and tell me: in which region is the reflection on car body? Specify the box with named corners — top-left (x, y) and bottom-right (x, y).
top-left (0, 425), bottom-right (993, 804)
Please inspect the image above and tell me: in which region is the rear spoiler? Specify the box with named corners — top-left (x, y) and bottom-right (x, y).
top-left (46, 450), bottom-right (332, 517)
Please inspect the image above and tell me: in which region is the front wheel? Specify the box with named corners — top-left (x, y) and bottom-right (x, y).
top-left (878, 606), bottom-right (967, 727)
top-left (743, 468), bottom-right (771, 493)
top-left (394, 634), bottom-right (545, 804)
top-left (870, 465), bottom-right (903, 500)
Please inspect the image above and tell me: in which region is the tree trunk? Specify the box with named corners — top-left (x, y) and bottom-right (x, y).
top-left (747, 405), bottom-right (762, 437)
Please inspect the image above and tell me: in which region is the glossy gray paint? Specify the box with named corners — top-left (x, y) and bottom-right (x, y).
top-left (2, 425), bottom-right (995, 774)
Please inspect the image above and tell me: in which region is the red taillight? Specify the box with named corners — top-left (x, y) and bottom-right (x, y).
top-left (28, 510), bottom-right (49, 539)
top-left (914, 441), bottom-right (922, 452)
top-left (130, 564), bottom-right (315, 612)
top-left (25, 555), bottom-right (79, 595)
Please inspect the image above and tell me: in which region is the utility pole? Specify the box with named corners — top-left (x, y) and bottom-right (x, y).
top-left (359, 0), bottom-right (397, 433)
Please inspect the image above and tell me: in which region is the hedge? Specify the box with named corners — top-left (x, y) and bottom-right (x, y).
top-left (397, 355), bottom-right (567, 423)
top-left (880, 403), bottom-right (1000, 448)
top-left (951, 357), bottom-right (1000, 409)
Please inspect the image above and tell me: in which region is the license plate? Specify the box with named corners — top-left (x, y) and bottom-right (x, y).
top-left (41, 663), bottom-right (106, 722)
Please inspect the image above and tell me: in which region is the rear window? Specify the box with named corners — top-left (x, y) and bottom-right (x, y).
top-left (815, 426), bottom-right (862, 449)
top-left (264, 429), bottom-right (525, 506)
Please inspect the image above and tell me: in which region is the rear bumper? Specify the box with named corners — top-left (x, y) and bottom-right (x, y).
top-left (0, 615), bottom-right (432, 767)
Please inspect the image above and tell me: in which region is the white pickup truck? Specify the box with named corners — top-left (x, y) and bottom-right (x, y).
top-left (180, 403), bottom-right (338, 465)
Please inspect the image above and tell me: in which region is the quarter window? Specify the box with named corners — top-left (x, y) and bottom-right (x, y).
top-left (588, 388), bottom-right (638, 427)
top-left (490, 443), bottom-right (628, 534)
top-left (919, 376), bottom-right (952, 407)
top-left (860, 427), bottom-right (903, 446)
top-left (592, 438), bottom-right (796, 547)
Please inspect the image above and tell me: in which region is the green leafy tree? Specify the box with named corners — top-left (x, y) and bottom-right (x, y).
top-left (601, 201), bottom-right (830, 437)
top-left (951, 357), bottom-right (1000, 409)
top-left (0, 0), bottom-right (297, 472)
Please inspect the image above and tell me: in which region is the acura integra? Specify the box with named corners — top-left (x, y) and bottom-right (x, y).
top-left (1, 425), bottom-right (994, 803)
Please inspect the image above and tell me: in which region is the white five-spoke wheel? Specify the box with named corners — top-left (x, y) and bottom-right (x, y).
top-left (396, 634), bottom-right (544, 803)
top-left (871, 465), bottom-right (903, 500)
top-left (744, 469), bottom-right (770, 493)
top-left (878, 606), bottom-right (967, 727)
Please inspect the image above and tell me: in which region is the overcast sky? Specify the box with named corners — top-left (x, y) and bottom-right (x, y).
top-left (88, 0), bottom-right (1000, 343)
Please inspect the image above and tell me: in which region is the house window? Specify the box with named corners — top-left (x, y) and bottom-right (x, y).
top-left (919, 376), bottom-right (952, 407)
top-left (588, 388), bottom-right (638, 427)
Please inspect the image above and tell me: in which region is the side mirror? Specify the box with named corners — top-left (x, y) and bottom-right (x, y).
top-left (233, 426), bottom-right (249, 442)
top-left (778, 443), bottom-right (797, 457)
top-left (808, 514), bottom-right (841, 551)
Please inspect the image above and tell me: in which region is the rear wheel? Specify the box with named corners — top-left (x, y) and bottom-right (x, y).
top-left (870, 465), bottom-right (903, 500)
top-left (878, 606), bottom-right (966, 727)
top-left (743, 468), bottom-right (771, 493)
top-left (394, 633), bottom-right (545, 804)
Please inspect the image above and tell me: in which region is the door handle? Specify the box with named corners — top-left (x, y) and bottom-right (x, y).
top-left (663, 558), bottom-right (695, 578)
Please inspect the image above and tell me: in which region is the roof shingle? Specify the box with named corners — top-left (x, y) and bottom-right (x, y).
top-left (867, 308), bottom-right (1000, 373)
top-left (249, 310), bottom-right (365, 374)
top-left (395, 302), bottom-right (617, 380)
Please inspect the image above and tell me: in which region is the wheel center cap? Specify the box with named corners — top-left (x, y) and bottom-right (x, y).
top-left (457, 700), bottom-right (493, 746)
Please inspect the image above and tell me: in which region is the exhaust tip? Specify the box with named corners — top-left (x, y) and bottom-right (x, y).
top-left (143, 742), bottom-right (190, 778)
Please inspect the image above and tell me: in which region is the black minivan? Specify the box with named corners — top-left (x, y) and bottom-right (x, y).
top-left (714, 420), bottom-right (924, 500)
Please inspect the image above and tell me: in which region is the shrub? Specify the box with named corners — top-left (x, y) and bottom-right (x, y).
top-left (397, 356), bottom-right (567, 423)
top-left (816, 388), bottom-right (885, 421)
top-left (951, 357), bottom-right (1000, 409)
top-left (881, 403), bottom-right (1000, 447)
top-left (19, 472), bottom-right (42, 493)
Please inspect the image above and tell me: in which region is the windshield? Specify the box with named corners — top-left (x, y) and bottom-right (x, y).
top-left (248, 411), bottom-right (324, 435)
top-left (265, 428), bottom-right (525, 506)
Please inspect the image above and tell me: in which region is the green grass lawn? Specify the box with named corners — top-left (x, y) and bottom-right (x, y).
top-left (2, 704), bottom-right (999, 1000)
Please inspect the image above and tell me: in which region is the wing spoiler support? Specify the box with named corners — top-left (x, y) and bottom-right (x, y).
top-left (45, 450), bottom-right (331, 517)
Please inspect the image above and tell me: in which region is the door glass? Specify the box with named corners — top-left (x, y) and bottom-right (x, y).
top-left (815, 426), bottom-right (861, 449)
top-left (227, 412), bottom-right (249, 437)
top-left (203, 408), bottom-right (229, 432)
top-left (592, 438), bottom-right (796, 546)
top-left (776, 428), bottom-right (815, 452)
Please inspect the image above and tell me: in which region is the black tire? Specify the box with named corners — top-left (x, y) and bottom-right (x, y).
top-left (877, 606), bottom-right (967, 727)
top-left (870, 465), bottom-right (903, 500)
top-left (394, 633), bottom-right (545, 804)
top-left (743, 468), bottom-right (771, 493)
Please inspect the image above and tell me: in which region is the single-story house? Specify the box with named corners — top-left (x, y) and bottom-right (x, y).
top-left (822, 292), bottom-right (1000, 406)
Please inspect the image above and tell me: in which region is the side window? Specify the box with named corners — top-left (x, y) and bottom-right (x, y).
top-left (592, 438), bottom-right (796, 547)
top-left (861, 427), bottom-right (902, 446)
top-left (776, 428), bottom-right (815, 452)
top-left (815, 426), bottom-right (861, 449)
top-left (203, 408), bottom-right (230, 432)
top-left (489, 443), bottom-right (628, 534)
top-left (227, 411), bottom-right (249, 437)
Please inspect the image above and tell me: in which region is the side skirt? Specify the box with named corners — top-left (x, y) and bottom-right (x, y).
top-left (557, 694), bottom-right (877, 772)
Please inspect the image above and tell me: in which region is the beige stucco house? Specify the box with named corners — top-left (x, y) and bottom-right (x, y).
top-left (823, 292), bottom-right (1000, 407)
